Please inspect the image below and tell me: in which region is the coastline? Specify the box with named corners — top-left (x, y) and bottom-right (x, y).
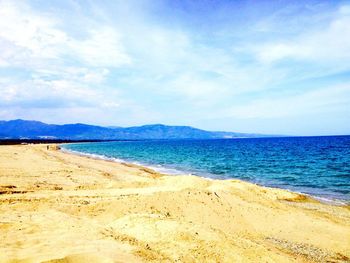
top-left (0, 144), bottom-right (349, 262)
top-left (61, 145), bottom-right (349, 206)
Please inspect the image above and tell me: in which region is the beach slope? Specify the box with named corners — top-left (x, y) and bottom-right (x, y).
top-left (0, 145), bottom-right (349, 262)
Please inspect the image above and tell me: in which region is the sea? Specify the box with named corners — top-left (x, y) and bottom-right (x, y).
top-left (62, 136), bottom-right (350, 204)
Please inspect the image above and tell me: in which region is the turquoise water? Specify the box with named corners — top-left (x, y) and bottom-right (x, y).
top-left (62, 136), bottom-right (350, 204)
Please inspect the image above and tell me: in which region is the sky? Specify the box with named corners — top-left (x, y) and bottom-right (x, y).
top-left (0, 0), bottom-right (350, 136)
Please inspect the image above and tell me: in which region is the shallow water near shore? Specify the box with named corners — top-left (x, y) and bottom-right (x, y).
top-left (62, 136), bottom-right (350, 204)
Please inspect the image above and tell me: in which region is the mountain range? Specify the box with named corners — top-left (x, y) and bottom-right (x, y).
top-left (0, 119), bottom-right (272, 140)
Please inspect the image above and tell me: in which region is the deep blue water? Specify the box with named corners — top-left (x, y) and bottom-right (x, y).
top-left (62, 136), bottom-right (350, 204)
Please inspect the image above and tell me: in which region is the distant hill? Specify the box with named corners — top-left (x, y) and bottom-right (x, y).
top-left (0, 119), bottom-right (273, 140)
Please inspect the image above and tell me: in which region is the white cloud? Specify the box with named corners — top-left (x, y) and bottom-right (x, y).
top-left (0, 1), bottom-right (68, 65)
top-left (32, 67), bottom-right (110, 84)
top-left (70, 27), bottom-right (131, 67)
top-left (164, 72), bottom-right (231, 105)
top-left (255, 5), bottom-right (350, 65)
top-left (0, 1), bottom-right (127, 120)
top-left (0, 75), bottom-right (123, 112)
top-left (224, 83), bottom-right (350, 119)
top-left (0, 1), bottom-right (130, 69)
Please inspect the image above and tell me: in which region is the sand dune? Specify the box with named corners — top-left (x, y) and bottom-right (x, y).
top-left (0, 145), bottom-right (349, 262)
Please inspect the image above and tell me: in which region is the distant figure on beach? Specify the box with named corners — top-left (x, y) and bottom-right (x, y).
top-left (47, 145), bottom-right (49, 150)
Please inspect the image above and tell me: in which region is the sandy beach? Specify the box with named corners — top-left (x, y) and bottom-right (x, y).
top-left (0, 144), bottom-right (349, 263)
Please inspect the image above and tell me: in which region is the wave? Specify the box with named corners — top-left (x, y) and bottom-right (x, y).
top-left (60, 146), bottom-right (348, 206)
top-left (61, 147), bottom-right (190, 176)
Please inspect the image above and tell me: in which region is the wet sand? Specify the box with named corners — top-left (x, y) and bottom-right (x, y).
top-left (0, 144), bottom-right (349, 262)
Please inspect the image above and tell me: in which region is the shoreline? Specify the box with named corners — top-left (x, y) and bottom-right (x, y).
top-left (1, 144), bottom-right (349, 262)
top-left (60, 145), bottom-right (349, 206)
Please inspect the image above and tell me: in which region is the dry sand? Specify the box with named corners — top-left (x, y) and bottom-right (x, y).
top-left (0, 144), bottom-right (349, 263)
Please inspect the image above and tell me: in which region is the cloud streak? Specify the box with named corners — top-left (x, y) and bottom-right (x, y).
top-left (255, 6), bottom-right (350, 65)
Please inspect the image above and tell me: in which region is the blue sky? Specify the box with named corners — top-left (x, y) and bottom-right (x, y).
top-left (0, 0), bottom-right (349, 135)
